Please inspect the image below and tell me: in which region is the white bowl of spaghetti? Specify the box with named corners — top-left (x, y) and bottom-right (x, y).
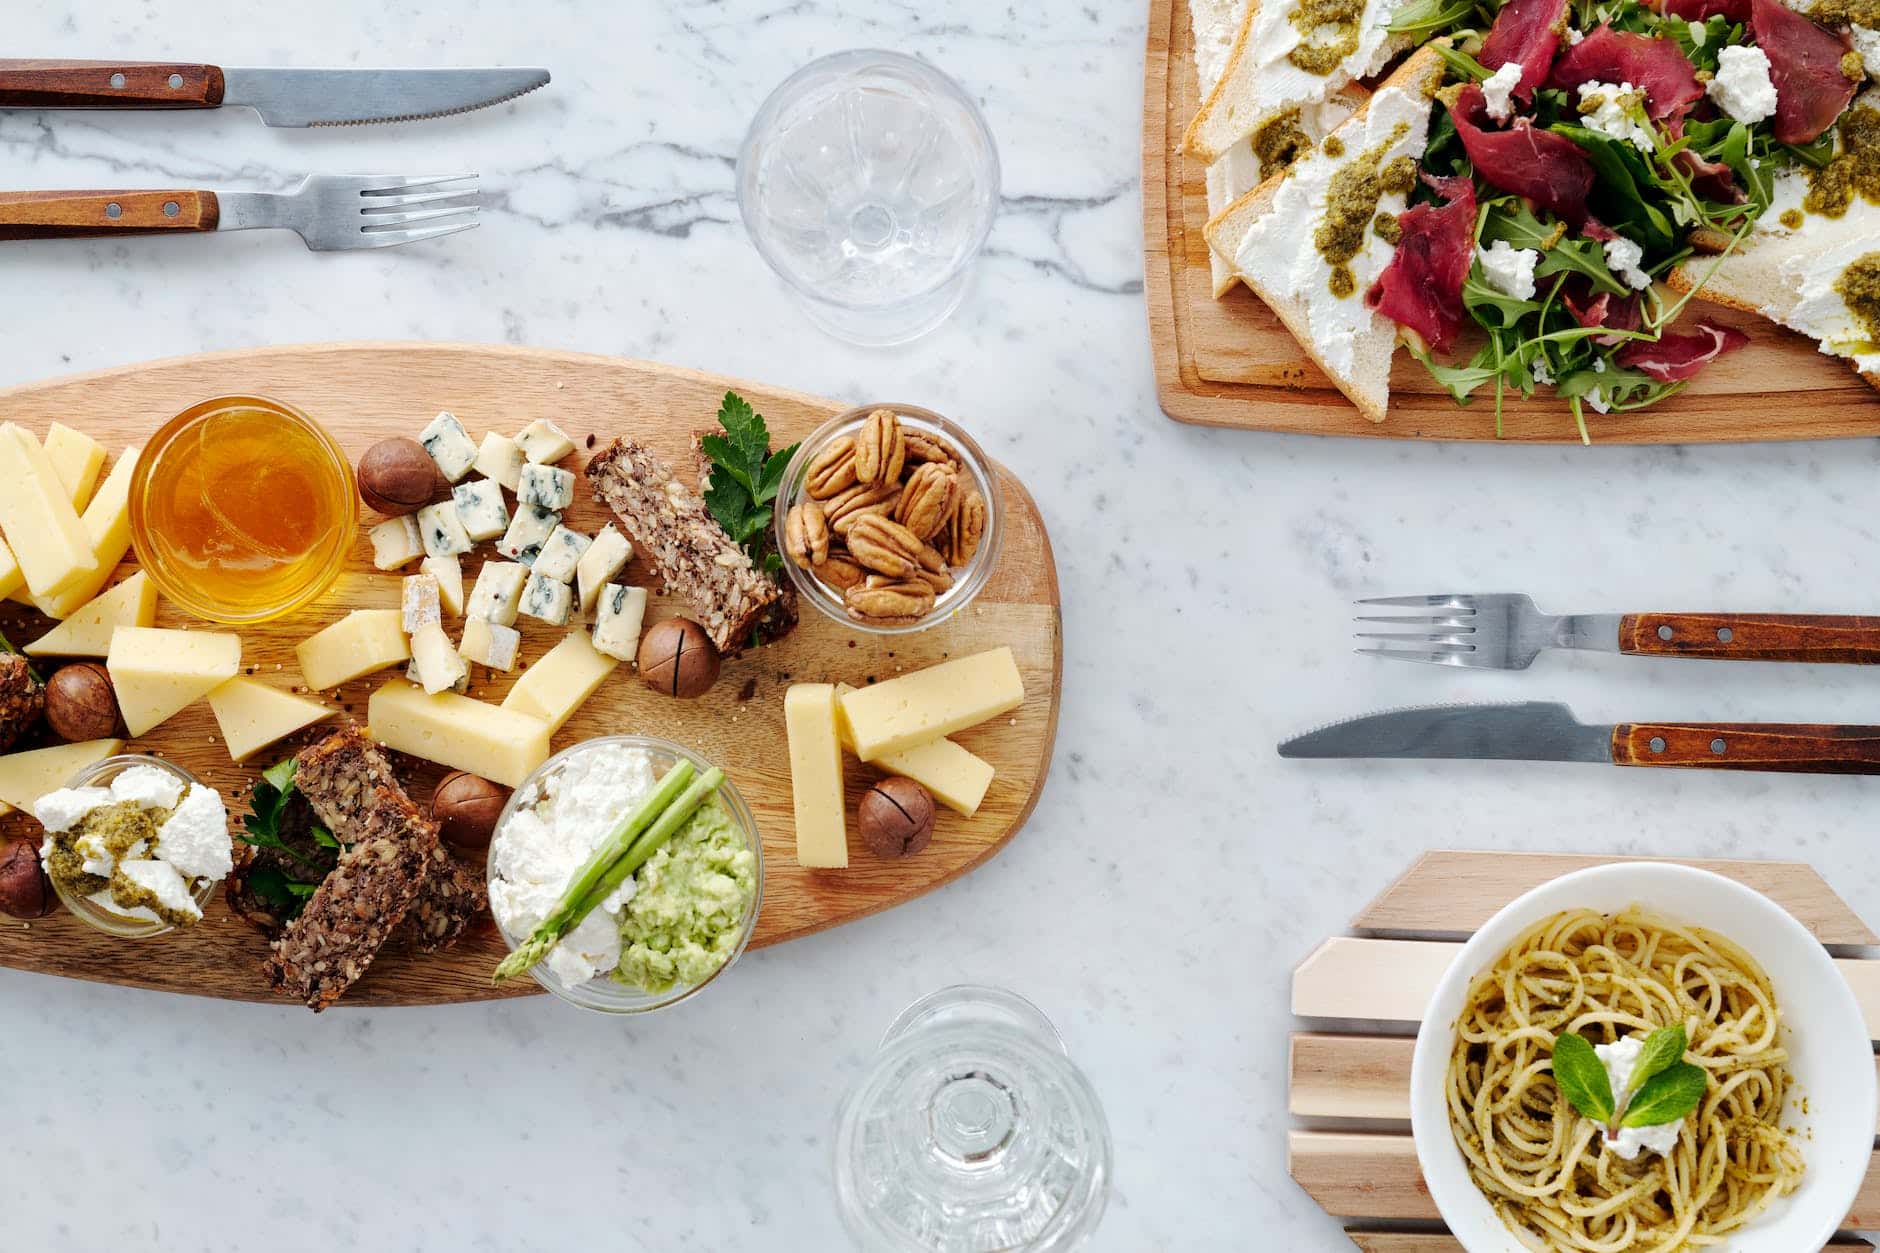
top-left (1409, 862), bottom-right (1874, 1253)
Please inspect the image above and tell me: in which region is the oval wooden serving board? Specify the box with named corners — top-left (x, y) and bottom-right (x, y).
top-left (1143, 0), bottom-right (1880, 442)
top-left (0, 342), bottom-right (1062, 1006)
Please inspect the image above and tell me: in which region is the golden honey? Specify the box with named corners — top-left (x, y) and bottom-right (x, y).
top-left (130, 396), bottom-right (356, 624)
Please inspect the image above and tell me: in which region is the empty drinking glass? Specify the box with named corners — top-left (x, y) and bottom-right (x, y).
top-left (833, 986), bottom-right (1111, 1252)
top-left (738, 50), bottom-right (1001, 347)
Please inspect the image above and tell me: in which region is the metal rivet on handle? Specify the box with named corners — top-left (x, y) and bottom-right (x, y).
top-left (1711, 738), bottom-right (1727, 754)
top-left (104, 203), bottom-right (121, 219)
top-left (1658, 625), bottom-right (1674, 641)
top-left (109, 72), bottom-right (126, 89)
top-left (168, 73), bottom-right (184, 89)
top-left (1650, 737), bottom-right (1666, 753)
top-left (163, 202), bottom-right (179, 218)
top-left (1717, 627), bottom-right (1733, 642)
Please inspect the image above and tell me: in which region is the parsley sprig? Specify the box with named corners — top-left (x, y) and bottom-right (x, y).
top-left (238, 759), bottom-right (339, 915)
top-left (700, 391), bottom-right (799, 575)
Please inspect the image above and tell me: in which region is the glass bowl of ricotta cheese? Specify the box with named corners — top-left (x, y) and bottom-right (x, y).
top-left (486, 735), bottom-right (764, 1015)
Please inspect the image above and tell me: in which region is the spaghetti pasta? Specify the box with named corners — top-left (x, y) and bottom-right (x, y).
top-left (1446, 907), bottom-right (1805, 1252)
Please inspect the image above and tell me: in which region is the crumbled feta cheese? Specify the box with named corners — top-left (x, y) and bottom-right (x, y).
top-left (1567, 26), bottom-right (1585, 43)
top-left (1603, 235), bottom-right (1653, 290)
top-left (1577, 81), bottom-right (1655, 152)
top-left (110, 764), bottom-right (185, 811)
top-left (1478, 239), bottom-right (1539, 299)
top-left (157, 783), bottom-right (232, 881)
top-left (1595, 1035), bottom-right (1686, 1160)
top-left (1482, 60), bottom-right (1524, 121)
top-left (1853, 26), bottom-right (1880, 79)
top-left (1584, 387), bottom-right (1612, 413)
top-left (1531, 357), bottom-right (1555, 385)
top-left (1706, 45), bottom-right (1777, 125)
top-left (115, 859), bottom-right (203, 922)
top-left (33, 786), bottom-right (112, 833)
top-left (1593, 355), bottom-right (1608, 373)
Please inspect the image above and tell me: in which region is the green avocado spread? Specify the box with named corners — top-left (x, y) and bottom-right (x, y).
top-left (1806, 105), bottom-right (1880, 218)
top-left (1288, 0), bottom-right (1368, 74)
top-left (612, 800), bottom-right (757, 994)
top-left (1253, 109), bottom-right (1313, 177)
top-left (1834, 251), bottom-right (1880, 347)
top-left (1315, 126), bottom-right (1413, 298)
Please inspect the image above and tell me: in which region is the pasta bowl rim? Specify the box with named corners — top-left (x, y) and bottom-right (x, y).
top-left (1408, 861), bottom-right (1876, 1253)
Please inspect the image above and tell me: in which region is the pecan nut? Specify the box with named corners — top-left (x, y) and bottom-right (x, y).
top-left (895, 462), bottom-right (956, 542)
top-left (822, 481), bottom-right (900, 535)
top-left (948, 489), bottom-right (987, 566)
top-left (846, 578), bottom-right (936, 622)
top-left (853, 408), bottom-right (906, 487)
top-left (845, 513), bottom-right (926, 578)
top-left (805, 436), bottom-right (858, 499)
top-left (813, 553), bottom-right (866, 591)
top-left (902, 430), bottom-right (958, 467)
top-left (783, 500), bottom-right (830, 567)
top-left (912, 563), bottom-right (953, 595)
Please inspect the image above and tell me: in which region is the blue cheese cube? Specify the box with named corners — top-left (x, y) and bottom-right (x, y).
top-left (517, 463), bottom-right (576, 511)
top-left (575, 523), bottom-right (633, 615)
top-left (369, 515), bottom-right (424, 570)
top-left (531, 526), bottom-right (591, 584)
top-left (459, 616), bottom-right (521, 671)
top-left (497, 503), bottom-right (560, 564)
top-left (419, 411), bottom-right (479, 483)
top-left (451, 478), bottom-right (510, 542)
top-left (473, 432), bottom-right (525, 491)
top-left (591, 584), bottom-right (647, 661)
top-left (519, 572), bottom-right (574, 626)
top-left (515, 418), bottom-right (576, 464)
top-left (466, 560), bottom-right (529, 626)
top-left (401, 573), bottom-right (442, 632)
top-left (408, 622), bottom-right (469, 695)
top-left (416, 501), bottom-right (474, 558)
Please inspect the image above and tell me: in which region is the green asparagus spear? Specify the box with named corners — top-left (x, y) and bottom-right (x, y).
top-left (566, 767), bottom-right (726, 921)
top-left (492, 759), bottom-right (698, 984)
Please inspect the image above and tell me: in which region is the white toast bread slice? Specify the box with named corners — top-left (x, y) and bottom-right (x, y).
top-left (1202, 45), bottom-right (1446, 423)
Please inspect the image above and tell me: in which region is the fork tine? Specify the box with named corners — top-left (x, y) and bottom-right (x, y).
top-left (360, 219), bottom-right (481, 248)
top-left (357, 174), bottom-right (477, 195)
top-left (1353, 614), bottom-right (1474, 627)
top-left (360, 189), bottom-right (480, 213)
top-left (1354, 632), bottom-right (1475, 646)
top-left (1355, 647), bottom-right (1478, 666)
top-left (362, 205), bottom-right (481, 229)
top-left (1356, 595), bottom-right (1476, 608)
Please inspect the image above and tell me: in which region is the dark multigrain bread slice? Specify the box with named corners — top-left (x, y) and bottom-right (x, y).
top-left (264, 784), bottom-right (439, 1011)
top-left (407, 848), bottom-right (487, 953)
top-left (585, 438), bottom-right (796, 654)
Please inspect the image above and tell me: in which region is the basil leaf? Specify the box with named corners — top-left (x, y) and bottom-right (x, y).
top-left (1625, 1024), bottom-right (1689, 1097)
top-left (1551, 1032), bottom-right (1616, 1124)
top-left (1620, 1060), bottom-right (1708, 1128)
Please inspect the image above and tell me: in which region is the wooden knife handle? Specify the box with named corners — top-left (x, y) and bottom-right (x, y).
top-left (1613, 722), bottom-right (1880, 773)
top-left (1619, 613), bottom-right (1880, 663)
top-left (0, 190), bottom-right (219, 240)
top-left (0, 60), bottom-right (223, 109)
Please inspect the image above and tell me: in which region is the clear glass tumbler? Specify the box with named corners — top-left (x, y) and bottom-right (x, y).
top-left (738, 50), bottom-right (1001, 347)
top-left (833, 986), bottom-right (1112, 1252)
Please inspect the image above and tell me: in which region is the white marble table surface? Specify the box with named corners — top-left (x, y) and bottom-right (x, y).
top-left (7, 2), bottom-right (1880, 1249)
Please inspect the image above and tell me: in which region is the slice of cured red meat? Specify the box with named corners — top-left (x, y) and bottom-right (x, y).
top-left (1452, 83), bottom-right (1596, 223)
top-left (1616, 322), bottom-right (1749, 379)
top-left (1671, 147), bottom-right (1745, 203)
top-left (1366, 173), bottom-right (1477, 354)
top-left (1479, 0), bottom-right (1570, 102)
top-left (1549, 25), bottom-right (1704, 122)
top-left (1562, 278), bottom-right (1645, 345)
top-left (1658, 0), bottom-right (1749, 22)
top-left (1751, 0), bottom-right (1859, 144)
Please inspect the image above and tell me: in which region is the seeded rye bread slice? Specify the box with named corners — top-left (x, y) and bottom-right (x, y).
top-left (586, 438), bottom-right (796, 655)
top-left (1203, 45), bottom-right (1446, 424)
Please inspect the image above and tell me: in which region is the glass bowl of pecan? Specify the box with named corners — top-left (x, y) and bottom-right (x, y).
top-left (774, 404), bottom-right (1002, 634)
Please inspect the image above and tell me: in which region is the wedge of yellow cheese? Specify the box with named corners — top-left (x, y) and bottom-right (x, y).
top-left (24, 572), bottom-right (158, 658)
top-left (19, 446), bottom-right (140, 619)
top-left (837, 647), bottom-right (1025, 762)
top-left (0, 738), bottom-right (125, 817)
top-left (367, 681), bottom-right (550, 788)
top-left (501, 633), bottom-right (618, 734)
top-left (42, 423), bottom-right (106, 512)
top-left (297, 610), bottom-right (411, 692)
top-left (785, 683), bottom-right (847, 868)
top-left (0, 540), bottom-right (21, 602)
top-left (834, 684), bottom-right (994, 817)
top-left (208, 677), bottom-right (336, 763)
top-left (0, 423), bottom-right (100, 599)
top-left (107, 626), bottom-right (242, 737)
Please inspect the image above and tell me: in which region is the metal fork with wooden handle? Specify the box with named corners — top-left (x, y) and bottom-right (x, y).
top-left (0, 174), bottom-right (478, 250)
top-left (1353, 592), bottom-right (1880, 668)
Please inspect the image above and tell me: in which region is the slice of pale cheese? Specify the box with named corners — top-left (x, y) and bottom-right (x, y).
top-left (0, 739), bottom-right (125, 817)
top-left (1204, 47), bottom-right (1444, 423)
top-left (207, 677), bottom-right (335, 763)
top-left (18, 446), bottom-right (140, 620)
top-left (106, 626), bottom-right (242, 737)
top-left (25, 572), bottom-right (158, 658)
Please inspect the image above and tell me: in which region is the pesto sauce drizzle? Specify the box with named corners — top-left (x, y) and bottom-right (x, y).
top-left (1253, 109), bottom-right (1314, 177)
top-left (1288, 0), bottom-right (1368, 75)
top-left (1314, 123), bottom-right (1414, 297)
top-left (1808, 0), bottom-right (1880, 25)
top-left (1834, 251), bottom-right (1880, 348)
top-left (1807, 106), bottom-right (1880, 218)
top-left (42, 800), bottom-right (198, 927)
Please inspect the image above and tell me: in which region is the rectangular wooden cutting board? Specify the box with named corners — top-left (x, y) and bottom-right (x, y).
top-left (1142, 0), bottom-right (1880, 442)
top-left (0, 342), bottom-right (1062, 1006)
top-left (1289, 851), bottom-right (1880, 1250)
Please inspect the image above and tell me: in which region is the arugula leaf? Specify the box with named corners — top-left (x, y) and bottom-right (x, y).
top-left (700, 391), bottom-right (800, 571)
top-left (1551, 125), bottom-right (1676, 250)
top-left (1551, 1032), bottom-right (1617, 1125)
top-left (1620, 1061), bottom-right (1708, 1128)
top-left (1482, 201), bottom-right (1627, 296)
top-left (1387, 0), bottom-right (1478, 35)
top-left (1464, 271), bottom-right (1541, 329)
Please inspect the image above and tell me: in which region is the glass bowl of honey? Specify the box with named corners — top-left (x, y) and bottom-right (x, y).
top-left (129, 396), bottom-right (357, 625)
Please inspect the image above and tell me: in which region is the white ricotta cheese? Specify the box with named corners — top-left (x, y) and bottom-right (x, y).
top-left (1788, 236), bottom-right (1880, 374)
top-left (116, 859), bottom-right (202, 922)
top-left (85, 890), bottom-right (160, 925)
top-left (489, 742), bottom-right (658, 987)
top-left (1594, 1035), bottom-right (1686, 1160)
top-left (1706, 45), bottom-right (1777, 125)
top-left (110, 764), bottom-right (185, 811)
top-left (1234, 84), bottom-right (1433, 390)
top-left (1760, 170), bottom-right (1810, 236)
top-left (1481, 60), bottom-right (1524, 122)
top-left (1478, 240), bottom-right (1539, 299)
top-left (158, 783), bottom-right (232, 880)
top-left (1603, 235), bottom-right (1653, 290)
top-left (1244, 0), bottom-right (1403, 127)
top-left (33, 786), bottom-right (112, 834)
top-left (1577, 81), bottom-right (1655, 153)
